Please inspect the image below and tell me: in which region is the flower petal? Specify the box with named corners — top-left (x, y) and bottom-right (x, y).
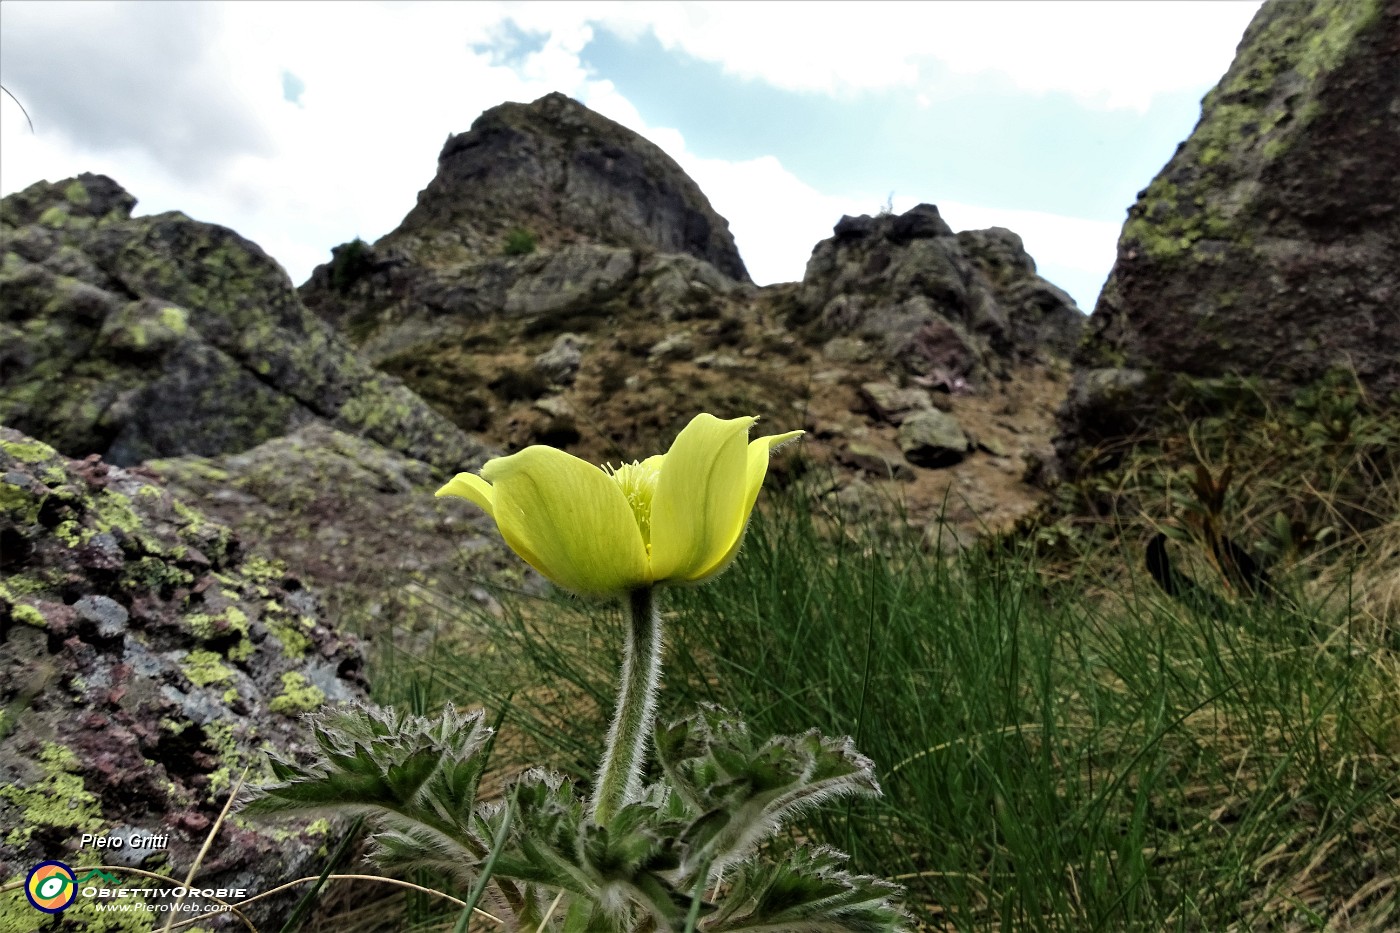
top-left (688, 429), bottom-right (804, 581)
top-left (483, 446), bottom-right (651, 597)
top-left (649, 414), bottom-right (755, 582)
top-left (435, 472), bottom-right (496, 518)
top-left (437, 470), bottom-right (554, 575)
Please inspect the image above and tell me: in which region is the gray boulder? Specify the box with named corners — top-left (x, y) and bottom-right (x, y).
top-left (898, 409), bottom-right (971, 468)
top-left (859, 381), bottom-right (935, 424)
top-left (0, 174), bottom-right (491, 474)
top-left (534, 333), bottom-right (588, 385)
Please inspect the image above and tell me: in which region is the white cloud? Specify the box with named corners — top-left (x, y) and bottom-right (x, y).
top-left (588, 0), bottom-right (1264, 112)
top-left (2, 1), bottom-right (611, 281)
top-left (680, 154), bottom-right (863, 285)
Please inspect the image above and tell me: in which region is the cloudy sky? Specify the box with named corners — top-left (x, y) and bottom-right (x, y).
top-left (1, 0), bottom-right (1263, 311)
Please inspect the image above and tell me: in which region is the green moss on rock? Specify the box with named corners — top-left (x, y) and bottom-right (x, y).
top-left (1118, 0), bottom-right (1379, 267)
top-left (0, 744), bottom-right (104, 847)
top-left (182, 649), bottom-right (236, 687)
top-left (0, 436), bottom-right (56, 464)
top-left (268, 672), bottom-right (325, 714)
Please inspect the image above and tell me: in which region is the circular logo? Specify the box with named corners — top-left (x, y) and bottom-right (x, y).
top-left (25, 861), bottom-right (77, 913)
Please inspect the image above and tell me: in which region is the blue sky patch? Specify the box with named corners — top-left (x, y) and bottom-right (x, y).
top-left (281, 70), bottom-right (305, 106)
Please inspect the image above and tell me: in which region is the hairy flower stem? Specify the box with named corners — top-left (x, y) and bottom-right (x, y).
top-left (593, 586), bottom-right (662, 824)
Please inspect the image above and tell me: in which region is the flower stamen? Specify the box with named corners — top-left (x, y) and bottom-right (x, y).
top-left (606, 460), bottom-right (660, 551)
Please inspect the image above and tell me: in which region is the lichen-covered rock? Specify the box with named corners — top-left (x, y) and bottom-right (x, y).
top-left (1058, 0), bottom-right (1400, 471)
top-left (360, 92), bottom-right (749, 281)
top-left (838, 440), bottom-right (915, 481)
top-left (859, 381), bottom-right (936, 425)
top-left (146, 422), bottom-right (519, 636)
top-left (0, 171), bottom-right (135, 231)
top-left (304, 239), bottom-right (742, 370)
top-left (898, 409), bottom-right (971, 469)
top-left (793, 205), bottom-right (1083, 387)
top-left (296, 233), bottom-right (762, 450)
top-left (0, 427), bottom-right (366, 927)
top-left (0, 174), bottom-right (491, 474)
top-left (534, 333), bottom-right (588, 386)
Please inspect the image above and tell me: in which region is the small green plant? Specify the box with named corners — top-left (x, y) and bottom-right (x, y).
top-left (329, 237), bottom-right (372, 293)
top-left (1033, 365), bottom-right (1399, 584)
top-left (503, 227), bottom-right (538, 257)
top-left (242, 415), bottom-right (905, 932)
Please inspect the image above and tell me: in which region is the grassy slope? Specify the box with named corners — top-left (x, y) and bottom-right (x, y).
top-left (368, 471), bottom-right (1397, 931)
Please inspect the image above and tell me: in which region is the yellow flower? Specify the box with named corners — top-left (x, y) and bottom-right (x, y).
top-left (436, 414), bottom-right (803, 597)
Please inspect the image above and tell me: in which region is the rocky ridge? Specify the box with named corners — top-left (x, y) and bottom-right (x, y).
top-left (2, 7), bottom-right (1398, 925)
top-left (299, 219), bottom-right (1078, 544)
top-left (298, 95), bottom-right (1085, 548)
top-left (793, 205), bottom-right (1082, 386)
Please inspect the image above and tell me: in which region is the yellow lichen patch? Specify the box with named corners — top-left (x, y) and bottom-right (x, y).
top-left (1, 582), bottom-right (46, 628)
top-left (182, 649), bottom-right (236, 687)
top-left (0, 479), bottom-right (40, 525)
top-left (265, 611), bottom-right (314, 659)
top-left (2, 436), bottom-right (62, 464)
top-left (0, 743), bottom-right (103, 847)
top-left (64, 179), bottom-right (92, 206)
top-left (226, 637), bottom-right (255, 663)
top-left (207, 765), bottom-right (233, 798)
top-left (55, 518), bottom-right (94, 548)
top-left (268, 672), bottom-right (325, 714)
top-left (185, 605), bottom-right (250, 643)
top-left (93, 490), bottom-right (145, 537)
top-left (120, 556), bottom-right (194, 591)
top-left (158, 305), bottom-right (189, 336)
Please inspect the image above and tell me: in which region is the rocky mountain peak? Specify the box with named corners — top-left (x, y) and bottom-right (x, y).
top-left (381, 92), bottom-right (750, 281)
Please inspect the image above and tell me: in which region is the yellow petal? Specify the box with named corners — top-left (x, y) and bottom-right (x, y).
top-left (483, 446), bottom-right (651, 597)
top-left (649, 414), bottom-right (755, 582)
top-left (688, 429), bottom-right (804, 581)
top-left (437, 470), bottom-right (552, 574)
top-left (435, 472), bottom-right (496, 518)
